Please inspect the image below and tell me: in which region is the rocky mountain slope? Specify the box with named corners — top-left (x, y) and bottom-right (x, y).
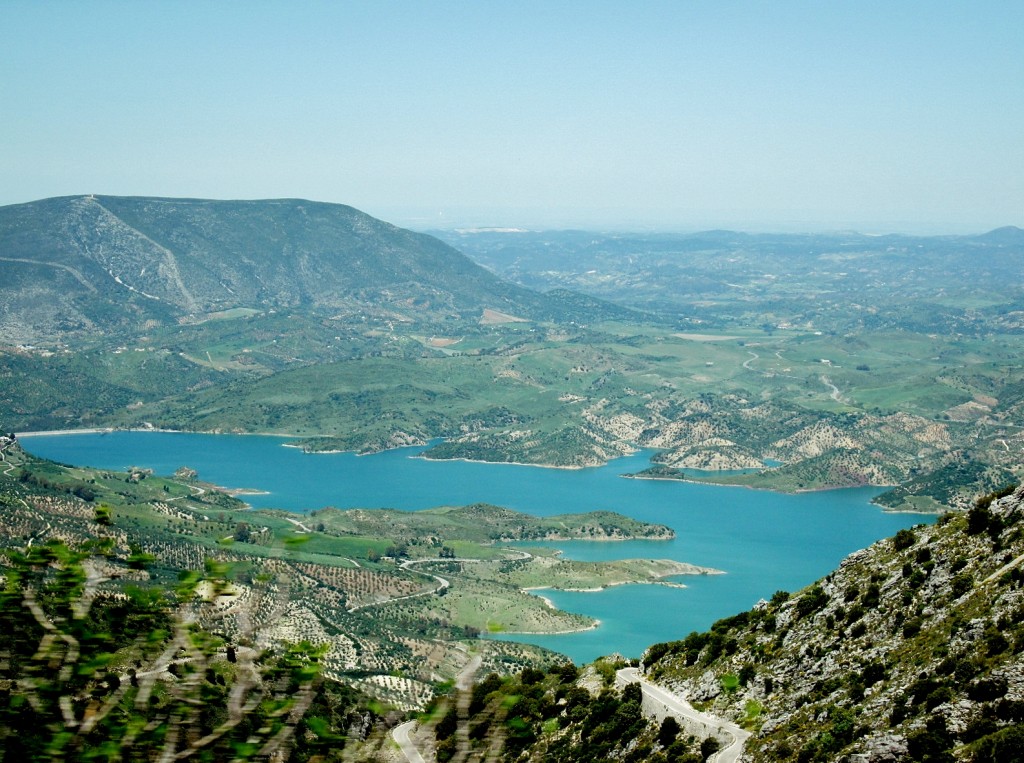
top-left (641, 483), bottom-right (1024, 761)
top-left (0, 195), bottom-right (633, 344)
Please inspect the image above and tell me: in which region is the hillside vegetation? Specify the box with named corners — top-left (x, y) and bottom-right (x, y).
top-left (0, 435), bottom-right (708, 712)
top-left (423, 658), bottom-right (718, 763)
top-left (2, 196), bottom-right (1022, 503)
top-left (0, 537), bottom-right (387, 762)
top-left (640, 483), bottom-right (1024, 761)
top-left (0, 195), bottom-right (635, 343)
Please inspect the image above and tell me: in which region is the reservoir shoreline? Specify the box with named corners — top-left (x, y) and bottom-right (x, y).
top-left (18, 429), bottom-right (927, 663)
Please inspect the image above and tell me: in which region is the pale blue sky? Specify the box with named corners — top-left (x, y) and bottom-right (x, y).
top-left (2, 1), bottom-right (1022, 232)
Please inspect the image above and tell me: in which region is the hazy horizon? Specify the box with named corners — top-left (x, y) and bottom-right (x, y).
top-left (3, 2), bottom-right (1021, 235)
top-left (2, 193), bottom-right (1015, 238)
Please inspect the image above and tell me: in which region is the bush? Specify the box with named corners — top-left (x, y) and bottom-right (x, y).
top-left (969, 676), bottom-right (1007, 702)
top-left (985, 626), bottom-right (1010, 657)
top-left (436, 735), bottom-right (458, 762)
top-left (906, 715), bottom-right (953, 761)
top-left (950, 655), bottom-right (974, 684)
top-left (657, 715), bottom-right (681, 747)
top-left (925, 685), bottom-right (955, 710)
top-left (712, 611), bottom-right (750, 632)
top-left (862, 583), bottom-right (881, 608)
top-left (520, 667), bottom-right (545, 685)
top-left (967, 505), bottom-right (994, 536)
top-left (796, 585), bottom-right (829, 618)
top-left (436, 705), bottom-right (459, 740)
top-left (962, 715), bottom-right (998, 742)
top-left (862, 660), bottom-right (887, 686)
top-left (470, 673), bottom-right (505, 715)
top-left (973, 723), bottom-right (1024, 763)
top-left (893, 528), bottom-right (916, 550)
top-left (720, 673), bottom-right (740, 693)
top-left (903, 617), bottom-right (924, 637)
top-left (644, 641), bottom-right (675, 666)
top-left (951, 573), bottom-right (973, 598)
top-left (738, 663), bottom-right (756, 686)
top-left (700, 736), bottom-right (720, 760)
top-left (997, 699), bottom-right (1024, 722)
top-left (828, 706), bottom-right (857, 748)
top-left (848, 674), bottom-right (865, 702)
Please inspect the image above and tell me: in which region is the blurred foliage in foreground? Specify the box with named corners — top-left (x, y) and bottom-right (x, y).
top-left (0, 538), bottom-right (381, 762)
top-left (427, 659), bottom-right (716, 763)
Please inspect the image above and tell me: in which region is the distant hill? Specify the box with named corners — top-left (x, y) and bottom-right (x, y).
top-left (431, 226), bottom-right (1024, 331)
top-left (0, 195), bottom-right (635, 343)
top-left (976, 225), bottom-right (1024, 246)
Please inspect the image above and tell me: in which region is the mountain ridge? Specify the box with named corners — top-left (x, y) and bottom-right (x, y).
top-left (0, 195), bottom-right (637, 344)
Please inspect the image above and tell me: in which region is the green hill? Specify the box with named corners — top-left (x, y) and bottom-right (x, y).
top-left (0, 195), bottom-right (634, 344)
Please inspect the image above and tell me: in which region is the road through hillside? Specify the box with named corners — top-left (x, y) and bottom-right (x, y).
top-left (617, 667), bottom-right (750, 763)
top-left (392, 653), bottom-right (482, 763)
top-left (392, 720), bottom-right (425, 763)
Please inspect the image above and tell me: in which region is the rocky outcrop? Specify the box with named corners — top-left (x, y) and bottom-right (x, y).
top-left (643, 483), bottom-right (1024, 761)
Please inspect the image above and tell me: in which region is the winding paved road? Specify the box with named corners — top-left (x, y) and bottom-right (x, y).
top-left (392, 720), bottom-right (425, 763)
top-left (0, 437), bottom-right (17, 476)
top-left (351, 552), bottom-right (531, 612)
top-left (983, 549), bottom-right (1024, 585)
top-left (617, 667), bottom-right (750, 763)
top-left (392, 653), bottom-right (482, 763)
top-left (346, 559), bottom-right (454, 612)
top-left (283, 516), bottom-right (312, 533)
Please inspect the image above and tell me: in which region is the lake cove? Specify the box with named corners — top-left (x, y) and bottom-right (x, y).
top-left (21, 431), bottom-right (928, 664)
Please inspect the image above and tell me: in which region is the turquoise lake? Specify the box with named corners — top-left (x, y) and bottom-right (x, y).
top-left (20, 431), bottom-right (926, 663)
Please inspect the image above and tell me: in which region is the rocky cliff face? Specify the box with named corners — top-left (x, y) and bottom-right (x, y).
top-left (643, 484), bottom-right (1024, 761)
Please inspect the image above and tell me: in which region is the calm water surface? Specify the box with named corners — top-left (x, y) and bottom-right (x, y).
top-left (22, 431), bottom-right (926, 663)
